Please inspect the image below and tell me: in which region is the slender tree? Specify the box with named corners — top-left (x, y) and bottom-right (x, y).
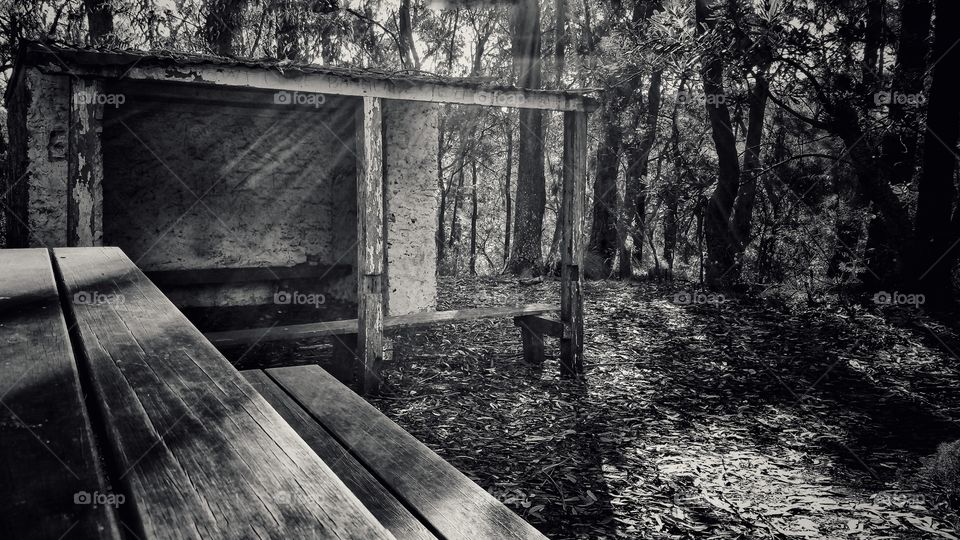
top-left (204, 0), bottom-right (246, 55)
top-left (912, 0), bottom-right (960, 305)
top-left (507, 0), bottom-right (547, 276)
top-left (697, 0), bottom-right (742, 287)
top-left (83, 0), bottom-right (113, 42)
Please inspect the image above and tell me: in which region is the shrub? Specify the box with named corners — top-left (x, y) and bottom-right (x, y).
top-left (923, 439), bottom-right (960, 507)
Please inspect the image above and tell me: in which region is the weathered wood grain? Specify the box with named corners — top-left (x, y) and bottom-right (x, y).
top-left (67, 78), bottom-right (104, 247)
top-left (266, 365), bottom-right (550, 540)
top-left (513, 315), bottom-right (565, 338)
top-left (561, 110), bottom-right (587, 377)
top-left (384, 304), bottom-right (559, 329)
top-left (242, 370), bottom-right (436, 540)
top-left (0, 248), bottom-right (121, 539)
top-left (52, 247), bottom-right (394, 539)
top-left (357, 96), bottom-right (385, 395)
top-left (204, 303), bottom-right (560, 347)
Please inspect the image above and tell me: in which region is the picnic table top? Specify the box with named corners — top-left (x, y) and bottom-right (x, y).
top-left (0, 247), bottom-right (392, 538)
top-left (0, 247), bottom-right (548, 540)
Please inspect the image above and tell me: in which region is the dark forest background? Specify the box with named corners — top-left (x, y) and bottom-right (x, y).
top-left (2, 0), bottom-right (960, 309)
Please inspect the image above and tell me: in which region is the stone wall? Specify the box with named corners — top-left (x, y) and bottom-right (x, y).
top-left (4, 71), bottom-right (70, 248)
top-left (100, 89), bottom-right (358, 304)
top-left (383, 100), bottom-right (440, 316)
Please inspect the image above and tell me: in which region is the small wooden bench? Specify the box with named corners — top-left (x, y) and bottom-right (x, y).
top-left (204, 304), bottom-right (564, 346)
top-left (1, 247), bottom-right (548, 539)
top-left (204, 304), bottom-right (567, 388)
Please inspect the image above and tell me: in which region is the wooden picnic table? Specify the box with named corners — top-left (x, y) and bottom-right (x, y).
top-left (0, 247), bottom-right (549, 539)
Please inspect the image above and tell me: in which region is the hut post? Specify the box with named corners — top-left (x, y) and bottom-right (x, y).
top-left (560, 109), bottom-right (587, 378)
top-left (355, 96), bottom-right (385, 395)
top-left (67, 78), bottom-right (104, 247)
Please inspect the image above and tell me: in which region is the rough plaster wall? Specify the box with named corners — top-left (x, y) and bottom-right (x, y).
top-left (18, 71), bottom-right (70, 247)
top-left (383, 100), bottom-right (439, 316)
top-left (101, 93), bottom-right (358, 304)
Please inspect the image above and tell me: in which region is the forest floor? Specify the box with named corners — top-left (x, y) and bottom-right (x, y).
top-left (360, 276), bottom-right (960, 539)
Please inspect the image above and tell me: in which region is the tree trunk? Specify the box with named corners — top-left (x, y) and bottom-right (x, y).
top-left (729, 72), bottom-right (769, 279)
top-left (449, 159), bottom-right (465, 250)
top-left (469, 161), bottom-right (478, 275)
top-left (913, 0), bottom-right (960, 305)
top-left (508, 0), bottom-right (546, 276)
top-left (861, 0), bottom-right (885, 97)
top-left (437, 120), bottom-right (447, 271)
top-left (619, 69), bottom-right (662, 279)
top-left (398, 0), bottom-right (419, 68)
top-left (276, 3), bottom-right (301, 60)
top-left (83, 0), bottom-right (114, 42)
top-left (835, 116), bottom-right (913, 258)
top-left (503, 123), bottom-right (513, 266)
top-left (882, 0), bottom-right (933, 185)
top-left (588, 91), bottom-right (621, 277)
top-left (663, 182), bottom-right (678, 276)
top-left (204, 0), bottom-right (245, 55)
top-left (662, 78), bottom-right (687, 276)
top-left (554, 0), bottom-right (567, 87)
top-left (697, 1), bottom-right (742, 288)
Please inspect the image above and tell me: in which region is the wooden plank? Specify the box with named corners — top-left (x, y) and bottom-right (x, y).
top-left (386, 304), bottom-right (559, 329)
top-left (51, 247), bottom-right (393, 540)
top-left (242, 370), bottom-right (436, 540)
top-left (0, 248), bottom-right (121, 539)
top-left (144, 263), bottom-right (351, 287)
top-left (513, 315), bottom-right (565, 338)
top-left (207, 318), bottom-right (358, 346)
top-left (24, 46), bottom-right (598, 112)
top-left (67, 78), bottom-right (103, 247)
top-left (357, 96), bottom-right (385, 395)
top-left (115, 79), bottom-right (360, 112)
top-left (266, 365), bottom-right (549, 540)
top-left (204, 303), bottom-right (560, 347)
top-left (561, 110), bottom-right (587, 378)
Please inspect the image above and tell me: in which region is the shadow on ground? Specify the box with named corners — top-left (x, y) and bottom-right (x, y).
top-left (241, 276), bottom-right (960, 539)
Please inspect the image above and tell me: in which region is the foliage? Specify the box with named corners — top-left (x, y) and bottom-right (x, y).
top-left (924, 440), bottom-right (960, 508)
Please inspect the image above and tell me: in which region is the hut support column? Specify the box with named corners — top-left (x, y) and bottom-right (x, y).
top-left (560, 110), bottom-right (587, 378)
top-left (356, 97), bottom-right (385, 395)
top-left (67, 79), bottom-right (104, 247)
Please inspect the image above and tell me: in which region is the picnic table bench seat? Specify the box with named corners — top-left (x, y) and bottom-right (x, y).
top-left (244, 365), bottom-right (547, 539)
top-left (0, 247), bottom-right (548, 539)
